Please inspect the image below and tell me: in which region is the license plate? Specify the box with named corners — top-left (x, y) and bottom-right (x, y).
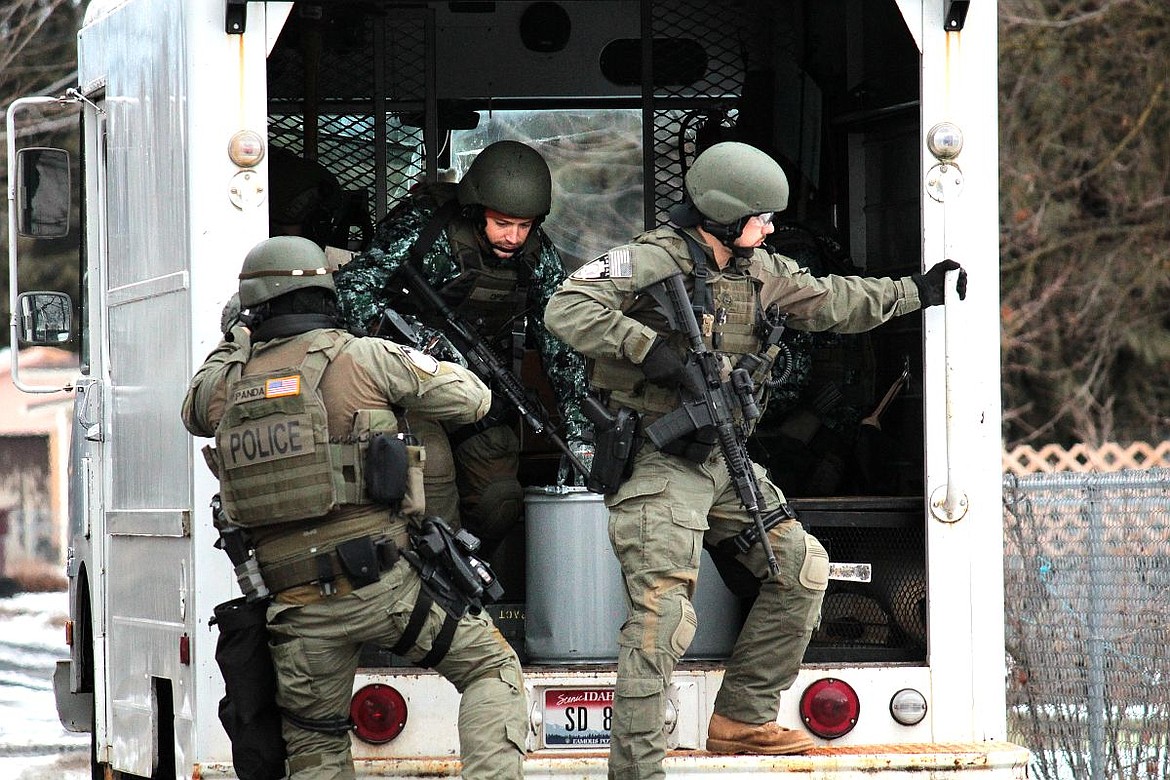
top-left (829, 562), bottom-right (872, 582)
top-left (541, 687), bottom-right (614, 748)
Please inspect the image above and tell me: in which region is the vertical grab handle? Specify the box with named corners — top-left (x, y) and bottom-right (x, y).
top-left (930, 269), bottom-right (969, 523)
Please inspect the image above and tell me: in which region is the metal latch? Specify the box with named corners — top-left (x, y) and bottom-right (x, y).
top-left (226, 0), bottom-right (247, 34)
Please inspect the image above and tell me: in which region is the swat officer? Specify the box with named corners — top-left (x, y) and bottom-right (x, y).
top-left (544, 141), bottom-right (966, 776)
top-left (183, 236), bottom-right (527, 780)
top-left (333, 140), bottom-right (591, 549)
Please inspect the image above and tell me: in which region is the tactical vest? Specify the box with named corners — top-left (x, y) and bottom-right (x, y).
top-left (400, 194), bottom-right (534, 341)
top-left (211, 331), bottom-right (398, 526)
top-left (589, 239), bottom-right (764, 419)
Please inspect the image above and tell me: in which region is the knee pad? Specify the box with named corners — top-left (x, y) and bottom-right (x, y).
top-left (453, 426), bottom-right (522, 540)
top-left (669, 598), bottom-right (698, 657)
top-left (798, 534), bottom-right (830, 592)
top-left (796, 533), bottom-right (829, 632)
top-left (453, 425), bottom-right (520, 472)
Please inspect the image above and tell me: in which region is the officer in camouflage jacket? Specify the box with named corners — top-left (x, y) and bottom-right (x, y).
top-left (334, 140), bottom-right (590, 548)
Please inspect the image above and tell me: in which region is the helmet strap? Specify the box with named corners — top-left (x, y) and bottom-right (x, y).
top-left (700, 216), bottom-right (754, 259)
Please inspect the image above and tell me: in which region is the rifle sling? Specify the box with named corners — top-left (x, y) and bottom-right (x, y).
top-left (674, 227), bottom-right (714, 316)
top-left (406, 199), bottom-right (462, 267)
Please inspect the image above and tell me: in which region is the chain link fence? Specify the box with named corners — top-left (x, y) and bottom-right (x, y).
top-left (1004, 468), bottom-right (1170, 780)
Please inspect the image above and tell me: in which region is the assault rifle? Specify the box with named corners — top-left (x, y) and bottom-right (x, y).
top-left (642, 272), bottom-right (782, 575)
top-left (392, 260), bottom-right (589, 480)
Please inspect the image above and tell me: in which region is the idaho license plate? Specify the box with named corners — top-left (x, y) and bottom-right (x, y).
top-left (541, 687), bottom-right (614, 748)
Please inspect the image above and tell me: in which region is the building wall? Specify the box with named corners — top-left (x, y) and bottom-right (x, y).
top-left (0, 347), bottom-right (78, 569)
top-left (0, 436), bottom-right (55, 571)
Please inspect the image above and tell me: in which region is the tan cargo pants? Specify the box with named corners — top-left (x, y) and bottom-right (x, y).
top-left (266, 559), bottom-right (527, 780)
top-left (407, 416), bottom-right (523, 544)
top-left (603, 447), bottom-right (829, 780)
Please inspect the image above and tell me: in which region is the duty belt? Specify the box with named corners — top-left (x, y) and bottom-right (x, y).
top-left (261, 536), bottom-right (399, 595)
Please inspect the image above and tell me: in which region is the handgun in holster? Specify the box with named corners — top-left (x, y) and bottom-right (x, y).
top-left (403, 516), bottom-right (504, 618)
top-left (211, 494), bottom-right (270, 603)
top-left (582, 395), bottom-right (639, 495)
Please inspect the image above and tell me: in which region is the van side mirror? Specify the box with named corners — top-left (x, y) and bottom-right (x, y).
top-left (16, 291), bottom-right (73, 345)
top-left (16, 147), bottom-right (71, 239)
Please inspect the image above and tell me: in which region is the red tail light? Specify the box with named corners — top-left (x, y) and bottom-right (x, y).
top-left (350, 684), bottom-right (408, 744)
top-left (799, 678), bottom-right (860, 739)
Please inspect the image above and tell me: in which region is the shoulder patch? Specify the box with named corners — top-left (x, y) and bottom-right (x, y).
top-left (402, 346), bottom-right (440, 376)
top-left (571, 247), bottom-right (634, 280)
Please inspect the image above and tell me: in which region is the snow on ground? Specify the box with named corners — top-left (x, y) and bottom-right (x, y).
top-left (0, 590), bottom-right (90, 779)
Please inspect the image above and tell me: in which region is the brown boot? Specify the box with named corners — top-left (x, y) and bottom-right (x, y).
top-left (705, 712), bottom-right (814, 755)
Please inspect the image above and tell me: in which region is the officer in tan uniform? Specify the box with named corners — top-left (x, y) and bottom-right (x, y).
top-left (183, 236), bottom-right (527, 780)
top-left (545, 142), bottom-right (966, 778)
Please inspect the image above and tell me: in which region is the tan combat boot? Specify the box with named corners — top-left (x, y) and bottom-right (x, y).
top-left (705, 712), bottom-right (815, 755)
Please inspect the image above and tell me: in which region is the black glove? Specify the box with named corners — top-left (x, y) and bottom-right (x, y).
top-left (640, 338), bottom-right (687, 388)
top-left (912, 259), bottom-right (968, 307)
top-left (480, 393), bottom-right (513, 428)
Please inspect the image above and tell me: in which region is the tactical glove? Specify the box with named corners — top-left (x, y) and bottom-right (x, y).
top-left (912, 259), bottom-right (968, 307)
top-left (220, 293), bottom-right (244, 335)
top-left (640, 337), bottom-right (687, 389)
top-left (480, 393), bottom-right (513, 428)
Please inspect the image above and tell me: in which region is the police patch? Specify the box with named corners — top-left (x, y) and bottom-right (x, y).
top-left (220, 413), bottom-right (312, 468)
top-left (571, 247), bottom-right (634, 280)
top-left (403, 346), bottom-right (440, 375)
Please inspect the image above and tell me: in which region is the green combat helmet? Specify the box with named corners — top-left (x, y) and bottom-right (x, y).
top-left (457, 140), bottom-right (552, 218)
top-left (685, 141), bottom-right (790, 224)
top-left (237, 235), bottom-right (334, 308)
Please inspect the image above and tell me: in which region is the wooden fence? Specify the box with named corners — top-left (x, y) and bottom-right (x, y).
top-left (1002, 441), bottom-right (1170, 475)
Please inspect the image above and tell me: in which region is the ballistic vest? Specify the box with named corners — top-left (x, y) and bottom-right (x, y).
top-left (589, 233), bottom-right (764, 419)
top-left (398, 190), bottom-right (536, 342)
top-left (212, 330), bottom-right (395, 526)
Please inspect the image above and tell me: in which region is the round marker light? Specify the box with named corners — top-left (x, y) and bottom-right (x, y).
top-left (799, 678), bottom-right (860, 739)
top-left (350, 684), bottom-right (408, 744)
top-left (227, 129), bottom-right (266, 167)
top-left (889, 688), bottom-right (928, 726)
top-left (926, 121), bottom-right (964, 162)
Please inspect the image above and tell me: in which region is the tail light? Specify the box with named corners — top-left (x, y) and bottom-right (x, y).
top-left (799, 678), bottom-right (860, 739)
top-left (350, 684), bottom-right (408, 744)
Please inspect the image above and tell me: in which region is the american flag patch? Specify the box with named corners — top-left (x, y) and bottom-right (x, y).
top-left (265, 375), bottom-right (301, 398)
top-left (572, 247), bottom-right (634, 280)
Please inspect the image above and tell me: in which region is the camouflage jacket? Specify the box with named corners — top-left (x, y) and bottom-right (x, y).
top-left (334, 183), bottom-right (590, 440)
